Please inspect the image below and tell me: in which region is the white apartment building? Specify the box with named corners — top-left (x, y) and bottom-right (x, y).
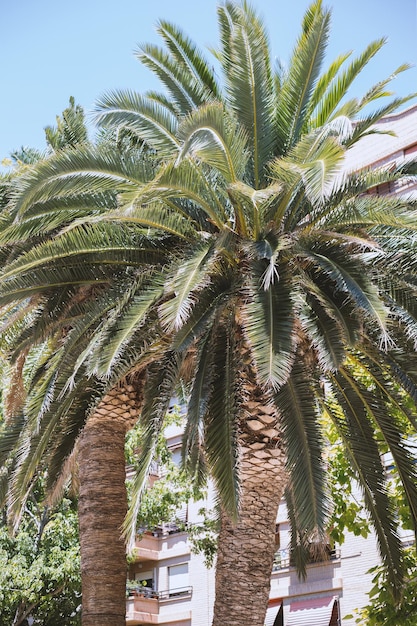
top-left (126, 104), bottom-right (417, 626)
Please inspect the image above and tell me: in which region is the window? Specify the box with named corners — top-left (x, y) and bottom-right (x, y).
top-left (168, 563), bottom-right (189, 591)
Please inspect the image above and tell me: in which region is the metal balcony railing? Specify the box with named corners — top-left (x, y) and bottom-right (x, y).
top-left (127, 585), bottom-right (193, 600)
top-left (158, 586), bottom-right (193, 600)
top-left (272, 546), bottom-right (341, 571)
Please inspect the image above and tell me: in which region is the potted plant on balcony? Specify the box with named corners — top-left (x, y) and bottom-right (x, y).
top-left (126, 579), bottom-right (140, 598)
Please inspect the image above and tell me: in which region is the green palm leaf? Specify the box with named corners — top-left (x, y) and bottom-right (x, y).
top-left (328, 370), bottom-right (403, 593)
top-left (203, 318), bottom-right (240, 519)
top-left (342, 358), bottom-right (417, 533)
top-left (157, 20), bottom-right (221, 100)
top-left (310, 38), bottom-right (386, 128)
top-left (244, 262), bottom-right (295, 389)
top-left (271, 132), bottom-right (345, 205)
top-left (92, 276), bottom-right (166, 378)
top-left (182, 330), bottom-right (212, 487)
top-left (0, 222), bottom-right (164, 282)
top-left (94, 89), bottom-right (180, 156)
top-left (219, 1), bottom-right (275, 187)
top-left (276, 0), bottom-right (330, 151)
top-left (123, 352), bottom-right (182, 547)
top-left (159, 242), bottom-right (214, 331)
top-left (13, 145), bottom-right (154, 217)
top-left (172, 272), bottom-right (232, 351)
top-left (137, 42), bottom-right (200, 115)
top-left (177, 103), bottom-right (249, 183)
top-left (275, 359), bottom-right (329, 560)
top-left (300, 289), bottom-right (349, 370)
top-left (301, 242), bottom-right (389, 339)
top-left (346, 96), bottom-right (417, 147)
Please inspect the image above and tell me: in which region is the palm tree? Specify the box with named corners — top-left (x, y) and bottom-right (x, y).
top-left (1, 3), bottom-right (417, 626)
top-left (0, 104), bottom-right (165, 626)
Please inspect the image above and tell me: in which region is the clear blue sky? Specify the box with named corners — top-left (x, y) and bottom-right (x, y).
top-left (1, 0), bottom-right (416, 160)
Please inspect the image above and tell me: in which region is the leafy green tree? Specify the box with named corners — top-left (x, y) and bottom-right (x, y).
top-left (346, 470), bottom-right (417, 626)
top-left (1, 3), bottom-right (417, 626)
top-left (126, 408), bottom-right (207, 533)
top-left (351, 551), bottom-right (417, 626)
top-left (0, 493), bottom-right (81, 626)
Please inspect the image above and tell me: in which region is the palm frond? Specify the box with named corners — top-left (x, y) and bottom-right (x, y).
top-left (227, 181), bottom-right (282, 239)
top-left (92, 276), bottom-right (166, 378)
top-left (182, 330), bottom-right (212, 487)
top-left (275, 358), bottom-right (329, 566)
top-left (346, 96), bottom-right (417, 147)
top-left (243, 262), bottom-right (295, 389)
top-left (271, 132), bottom-right (345, 205)
top-left (0, 194), bottom-right (117, 244)
top-left (0, 222), bottom-right (165, 285)
top-left (343, 356), bottom-right (417, 534)
top-left (94, 90), bottom-right (180, 156)
top-left (204, 318), bottom-right (240, 520)
top-left (123, 352), bottom-right (182, 548)
top-left (148, 159), bottom-right (229, 228)
top-left (366, 348), bottom-right (417, 425)
top-left (12, 145), bottom-right (155, 217)
top-left (0, 412), bottom-right (26, 474)
top-left (7, 367), bottom-right (102, 528)
top-left (157, 20), bottom-right (221, 100)
top-left (276, 0), bottom-right (330, 151)
top-left (301, 243), bottom-right (389, 341)
top-left (358, 63), bottom-right (412, 109)
top-left (300, 289), bottom-right (348, 371)
top-left (0, 266), bottom-right (110, 305)
top-left (172, 272), bottom-right (232, 351)
top-left (327, 371), bottom-right (403, 593)
top-left (220, 1), bottom-right (275, 186)
top-left (308, 51), bottom-right (352, 115)
top-left (177, 103), bottom-right (249, 183)
top-left (159, 242), bottom-right (214, 331)
top-left (310, 38), bottom-right (386, 128)
top-left (136, 42), bottom-right (199, 115)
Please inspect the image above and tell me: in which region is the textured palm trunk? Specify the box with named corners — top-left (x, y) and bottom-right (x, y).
top-left (78, 384), bottom-right (141, 626)
top-left (212, 343), bottom-right (288, 626)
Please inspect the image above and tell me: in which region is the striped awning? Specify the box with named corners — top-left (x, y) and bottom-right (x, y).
top-left (265, 601), bottom-right (283, 626)
top-left (286, 596), bottom-right (339, 626)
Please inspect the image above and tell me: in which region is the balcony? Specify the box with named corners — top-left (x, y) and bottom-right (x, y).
top-left (272, 546), bottom-right (341, 571)
top-left (126, 587), bottom-right (193, 625)
top-left (127, 585), bottom-right (193, 600)
top-left (133, 525), bottom-right (190, 563)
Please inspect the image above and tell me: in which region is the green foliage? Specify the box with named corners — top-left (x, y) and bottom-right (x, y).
top-left (347, 550), bottom-right (417, 626)
top-left (44, 96), bottom-right (88, 152)
top-left (126, 408), bottom-right (207, 533)
top-left (323, 406), bottom-right (417, 623)
top-left (0, 495), bottom-right (81, 626)
top-left (323, 416), bottom-right (371, 543)
top-left (187, 507), bottom-right (219, 569)
top-left (126, 408), bottom-right (218, 566)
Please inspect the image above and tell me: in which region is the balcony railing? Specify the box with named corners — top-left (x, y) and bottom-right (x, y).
top-left (159, 586), bottom-right (193, 600)
top-left (127, 585), bottom-right (193, 600)
top-left (137, 521), bottom-right (189, 538)
top-left (272, 546), bottom-right (341, 571)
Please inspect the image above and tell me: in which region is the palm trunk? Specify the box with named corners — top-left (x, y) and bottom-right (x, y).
top-left (78, 384), bottom-right (141, 626)
top-left (212, 346), bottom-right (288, 626)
